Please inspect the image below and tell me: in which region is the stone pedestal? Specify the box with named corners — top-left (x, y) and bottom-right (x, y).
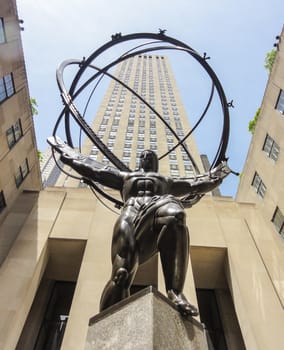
top-left (85, 286), bottom-right (208, 350)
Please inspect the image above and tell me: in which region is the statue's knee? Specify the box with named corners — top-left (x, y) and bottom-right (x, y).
top-left (173, 210), bottom-right (186, 225)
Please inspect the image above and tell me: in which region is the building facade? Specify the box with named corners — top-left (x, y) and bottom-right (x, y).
top-left (0, 0), bottom-right (41, 263)
top-left (0, 8), bottom-right (284, 349)
top-left (237, 27), bottom-right (284, 240)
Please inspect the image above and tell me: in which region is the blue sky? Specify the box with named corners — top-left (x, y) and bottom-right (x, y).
top-left (17, 0), bottom-right (283, 196)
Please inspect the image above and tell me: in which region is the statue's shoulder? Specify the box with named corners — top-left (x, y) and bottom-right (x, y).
top-left (123, 171), bottom-right (142, 180)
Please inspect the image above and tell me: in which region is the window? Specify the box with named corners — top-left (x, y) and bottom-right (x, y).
top-left (0, 73), bottom-right (15, 103)
top-left (263, 134), bottom-right (280, 161)
top-left (0, 190), bottom-right (6, 213)
top-left (272, 207), bottom-right (284, 238)
top-left (90, 147), bottom-right (98, 155)
top-left (6, 119), bottom-right (23, 148)
top-left (123, 151), bottom-right (131, 157)
top-left (102, 157), bottom-right (109, 164)
top-left (0, 18), bottom-right (6, 44)
top-left (275, 90), bottom-right (284, 114)
top-left (15, 159), bottom-right (29, 187)
top-left (170, 164), bottom-right (179, 170)
top-left (101, 118), bottom-right (109, 125)
top-left (251, 172), bottom-right (266, 198)
top-left (171, 170), bottom-right (179, 177)
top-left (185, 164), bottom-right (193, 172)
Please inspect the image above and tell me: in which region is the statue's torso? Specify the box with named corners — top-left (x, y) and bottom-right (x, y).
top-left (122, 171), bottom-right (171, 204)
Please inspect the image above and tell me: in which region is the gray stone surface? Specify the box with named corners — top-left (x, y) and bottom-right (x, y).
top-left (85, 287), bottom-right (208, 350)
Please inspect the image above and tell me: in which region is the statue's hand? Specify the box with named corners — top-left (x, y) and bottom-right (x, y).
top-left (60, 152), bottom-right (77, 166)
top-left (209, 161), bottom-right (231, 180)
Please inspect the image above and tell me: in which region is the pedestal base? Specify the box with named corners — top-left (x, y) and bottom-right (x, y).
top-left (85, 286), bottom-right (208, 350)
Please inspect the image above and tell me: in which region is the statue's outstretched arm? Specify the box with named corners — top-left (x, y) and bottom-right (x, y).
top-left (47, 136), bottom-right (124, 190)
top-left (170, 161), bottom-right (231, 197)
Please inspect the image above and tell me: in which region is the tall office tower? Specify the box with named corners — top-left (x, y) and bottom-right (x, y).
top-left (56, 55), bottom-right (204, 187)
top-left (0, 0), bottom-right (41, 261)
top-left (236, 27), bottom-right (284, 238)
top-left (40, 148), bottom-right (62, 188)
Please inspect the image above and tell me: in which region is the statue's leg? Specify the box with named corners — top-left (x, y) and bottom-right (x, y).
top-left (99, 217), bottom-right (139, 311)
top-left (155, 203), bottom-right (198, 316)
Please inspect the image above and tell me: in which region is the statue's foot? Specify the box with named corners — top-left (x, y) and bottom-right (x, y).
top-left (167, 290), bottom-right (199, 317)
top-left (113, 268), bottom-right (129, 286)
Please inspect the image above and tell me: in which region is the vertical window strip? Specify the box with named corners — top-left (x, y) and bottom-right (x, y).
top-left (15, 159), bottom-right (29, 188)
top-left (6, 119), bottom-right (23, 148)
top-left (0, 18), bottom-right (6, 44)
top-left (272, 207), bottom-right (284, 238)
top-left (275, 89), bottom-right (284, 114)
top-left (251, 172), bottom-right (266, 198)
top-left (0, 190), bottom-right (6, 213)
top-left (263, 134), bottom-right (280, 161)
top-left (0, 73), bottom-right (15, 103)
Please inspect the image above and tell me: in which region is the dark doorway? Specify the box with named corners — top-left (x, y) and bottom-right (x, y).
top-left (16, 280), bottom-right (76, 350)
top-left (196, 289), bottom-right (227, 350)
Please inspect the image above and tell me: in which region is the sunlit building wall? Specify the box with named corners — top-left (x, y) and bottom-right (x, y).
top-left (237, 27), bottom-right (284, 240)
top-left (0, 0), bottom-right (41, 263)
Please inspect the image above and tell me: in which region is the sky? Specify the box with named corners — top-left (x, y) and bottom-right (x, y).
top-left (16, 0), bottom-right (284, 197)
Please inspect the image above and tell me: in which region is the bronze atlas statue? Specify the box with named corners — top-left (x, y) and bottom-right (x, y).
top-left (48, 31), bottom-right (235, 317)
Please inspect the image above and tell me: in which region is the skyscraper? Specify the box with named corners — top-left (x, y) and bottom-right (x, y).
top-left (55, 55), bottom-right (204, 187)
top-left (40, 147), bottom-right (62, 188)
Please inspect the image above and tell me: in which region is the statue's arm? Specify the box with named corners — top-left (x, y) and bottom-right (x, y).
top-left (47, 136), bottom-right (124, 190)
top-left (170, 161), bottom-right (231, 197)
top-left (61, 154), bottom-right (124, 190)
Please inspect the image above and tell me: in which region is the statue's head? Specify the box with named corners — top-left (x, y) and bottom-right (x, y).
top-left (139, 150), bottom-right (159, 172)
